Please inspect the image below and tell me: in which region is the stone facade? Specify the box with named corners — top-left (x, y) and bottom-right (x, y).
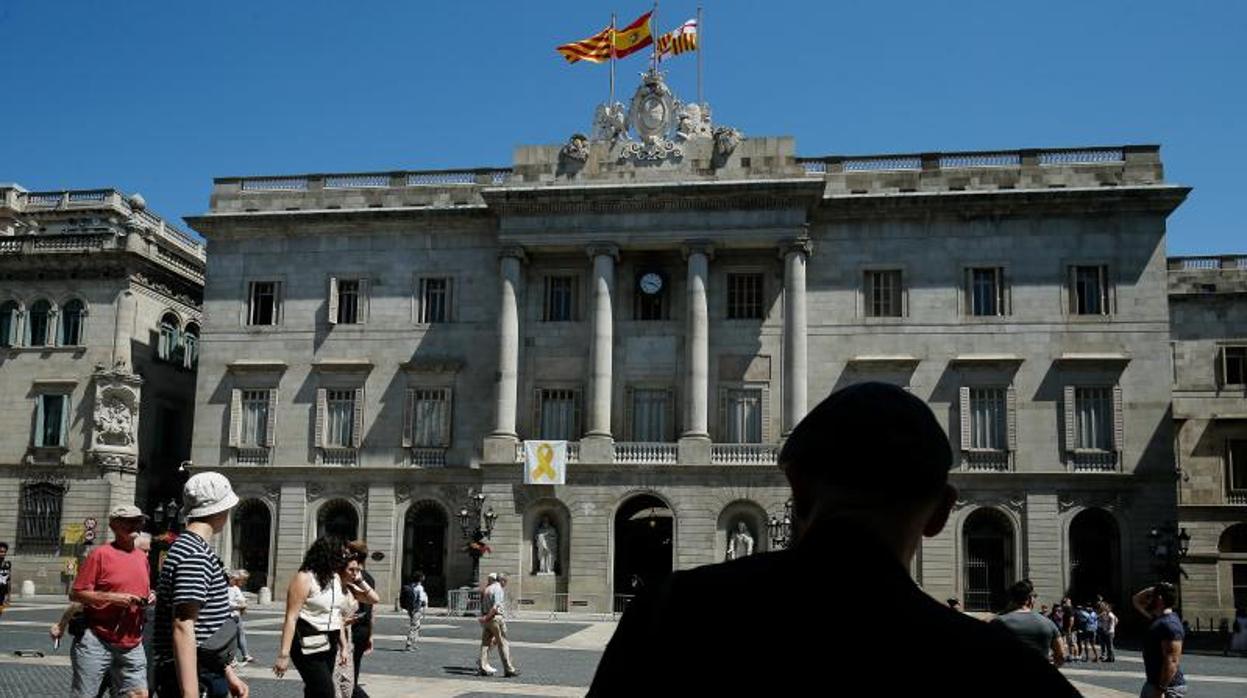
top-left (186, 73), bottom-right (1188, 613)
top-left (1169, 255), bottom-right (1247, 623)
top-left (0, 185), bottom-right (203, 593)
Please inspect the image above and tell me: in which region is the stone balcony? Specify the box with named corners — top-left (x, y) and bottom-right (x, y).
top-left (1168, 255), bottom-right (1247, 295)
top-left (503, 439), bottom-right (777, 466)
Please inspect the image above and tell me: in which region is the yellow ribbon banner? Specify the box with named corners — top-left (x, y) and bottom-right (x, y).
top-left (523, 440), bottom-right (567, 485)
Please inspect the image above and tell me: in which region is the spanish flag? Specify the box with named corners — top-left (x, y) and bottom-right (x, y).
top-left (657, 18), bottom-right (698, 58)
top-left (612, 11), bottom-right (653, 59)
top-left (556, 24), bottom-right (614, 64)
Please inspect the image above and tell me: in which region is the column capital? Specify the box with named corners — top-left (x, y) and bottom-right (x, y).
top-left (779, 236), bottom-right (813, 259)
top-left (585, 242), bottom-right (620, 261)
top-left (499, 245), bottom-right (527, 263)
top-left (681, 240), bottom-right (716, 261)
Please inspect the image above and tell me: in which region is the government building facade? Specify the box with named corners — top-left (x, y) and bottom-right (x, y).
top-left (187, 72), bottom-right (1190, 613)
top-left (0, 184), bottom-right (204, 591)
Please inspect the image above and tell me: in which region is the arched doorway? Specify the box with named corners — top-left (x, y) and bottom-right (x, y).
top-left (963, 508), bottom-right (1014, 612)
top-left (403, 501), bottom-right (448, 605)
top-left (613, 494), bottom-right (674, 598)
top-left (1069, 508), bottom-right (1121, 605)
top-left (231, 499), bottom-right (271, 593)
top-left (1220, 523), bottom-right (1247, 610)
top-left (316, 499), bottom-right (359, 540)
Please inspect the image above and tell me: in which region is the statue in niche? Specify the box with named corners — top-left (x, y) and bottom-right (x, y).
top-left (726, 520), bottom-right (755, 561)
top-left (534, 516), bottom-right (558, 575)
top-left (94, 395), bottom-right (135, 447)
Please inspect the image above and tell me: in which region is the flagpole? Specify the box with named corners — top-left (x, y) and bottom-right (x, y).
top-left (696, 5), bottom-right (704, 105)
top-left (651, 2), bottom-right (659, 73)
top-left (610, 13), bottom-right (616, 106)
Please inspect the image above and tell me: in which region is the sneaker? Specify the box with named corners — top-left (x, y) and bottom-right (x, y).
top-left (244, 656), bottom-right (255, 664)
top-left (477, 668), bottom-right (497, 677)
top-left (505, 670), bottom-right (522, 678)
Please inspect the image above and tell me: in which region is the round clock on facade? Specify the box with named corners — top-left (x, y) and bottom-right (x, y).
top-left (639, 272), bottom-right (663, 295)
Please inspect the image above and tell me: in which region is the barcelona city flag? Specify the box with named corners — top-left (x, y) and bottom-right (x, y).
top-left (657, 18), bottom-right (698, 58)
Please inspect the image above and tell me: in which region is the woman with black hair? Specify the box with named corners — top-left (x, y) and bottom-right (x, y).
top-left (272, 537), bottom-right (377, 698)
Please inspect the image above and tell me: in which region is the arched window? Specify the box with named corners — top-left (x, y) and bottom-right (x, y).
top-left (0, 300), bottom-right (19, 347)
top-left (158, 313), bottom-right (180, 362)
top-left (60, 299), bottom-right (85, 346)
top-left (182, 323), bottom-right (200, 369)
top-left (27, 300), bottom-right (51, 347)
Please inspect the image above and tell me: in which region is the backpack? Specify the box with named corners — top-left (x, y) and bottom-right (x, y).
top-left (399, 583), bottom-right (415, 611)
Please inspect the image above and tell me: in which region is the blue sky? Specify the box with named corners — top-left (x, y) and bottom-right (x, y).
top-left (1, 1), bottom-right (1242, 254)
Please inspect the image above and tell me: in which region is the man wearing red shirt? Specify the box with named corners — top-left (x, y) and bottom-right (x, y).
top-left (71, 505), bottom-right (153, 698)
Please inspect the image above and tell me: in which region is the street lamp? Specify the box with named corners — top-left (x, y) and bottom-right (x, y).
top-left (768, 499), bottom-right (794, 550)
top-left (458, 489), bottom-right (497, 584)
top-left (1147, 521), bottom-right (1191, 610)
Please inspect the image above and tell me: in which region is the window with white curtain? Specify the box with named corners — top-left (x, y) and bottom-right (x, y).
top-left (325, 389), bottom-right (356, 447)
top-left (240, 390), bottom-right (269, 447)
top-left (725, 389), bottom-right (762, 443)
top-left (411, 388), bottom-right (450, 447)
top-left (969, 388), bottom-right (1006, 450)
top-left (538, 389), bottom-right (579, 440)
top-left (631, 389), bottom-right (671, 442)
top-left (1075, 387), bottom-right (1113, 450)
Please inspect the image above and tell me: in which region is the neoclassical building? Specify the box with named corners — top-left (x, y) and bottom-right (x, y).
top-left (0, 184), bottom-right (204, 590)
top-left (1170, 255), bottom-right (1247, 622)
top-left (187, 71), bottom-right (1188, 611)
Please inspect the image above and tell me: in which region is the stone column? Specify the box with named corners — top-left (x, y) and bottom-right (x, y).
top-left (679, 243), bottom-right (713, 464)
top-left (781, 238), bottom-right (812, 434)
top-left (484, 247), bottom-right (525, 463)
top-left (582, 244), bottom-right (618, 464)
top-left (111, 289), bottom-right (137, 370)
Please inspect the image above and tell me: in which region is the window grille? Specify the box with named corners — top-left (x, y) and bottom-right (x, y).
top-left (17, 483), bottom-right (64, 555)
top-left (727, 273), bottom-right (764, 319)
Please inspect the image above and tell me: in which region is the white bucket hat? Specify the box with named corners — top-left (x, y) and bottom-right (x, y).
top-left (182, 472), bottom-right (239, 519)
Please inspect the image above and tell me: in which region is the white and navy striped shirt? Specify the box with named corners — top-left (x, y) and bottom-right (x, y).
top-left (153, 530), bottom-right (232, 661)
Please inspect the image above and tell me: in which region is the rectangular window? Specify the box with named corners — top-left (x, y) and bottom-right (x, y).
top-left (631, 389), bottom-right (672, 442)
top-left (1234, 564), bottom-right (1247, 610)
top-left (1221, 346), bottom-right (1247, 387)
top-left (325, 389), bottom-right (356, 448)
top-left (537, 389), bottom-right (580, 440)
top-left (418, 277), bottom-right (452, 324)
top-left (17, 483), bottom-right (64, 555)
top-left (34, 394), bottom-right (69, 448)
top-left (240, 390), bottom-right (270, 447)
top-left (248, 281), bottom-right (280, 326)
top-left (543, 276), bottom-right (576, 322)
top-left (969, 388), bottom-right (1007, 450)
top-left (1075, 387), bottom-right (1113, 450)
top-left (336, 279), bottom-right (360, 325)
top-left (865, 270), bottom-right (903, 317)
top-left (410, 388), bottom-right (451, 447)
top-left (968, 267), bottom-right (1004, 317)
top-left (727, 273), bottom-right (764, 320)
top-left (1071, 265), bottom-right (1109, 316)
top-left (1229, 440), bottom-right (1247, 494)
top-left (724, 388), bottom-right (763, 443)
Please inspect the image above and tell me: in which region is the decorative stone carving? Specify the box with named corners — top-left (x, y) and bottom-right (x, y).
top-left (713, 126), bottom-right (743, 160)
top-left (559, 133), bottom-right (591, 165)
top-left (351, 484), bottom-right (368, 503)
top-left (726, 520), bottom-right (755, 560)
top-left (620, 139), bottom-right (683, 161)
top-left (954, 494), bottom-right (1026, 514)
top-left (307, 482), bottom-right (325, 501)
top-left (534, 516), bottom-right (558, 575)
top-left (94, 396), bottom-right (135, 448)
top-left (675, 102), bottom-right (712, 141)
top-left (88, 369), bottom-right (141, 474)
top-left (628, 72), bottom-right (677, 144)
top-left (1057, 492), bottom-right (1130, 513)
top-left (592, 102), bottom-right (627, 142)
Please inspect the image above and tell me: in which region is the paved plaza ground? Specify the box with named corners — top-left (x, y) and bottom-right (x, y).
top-left (1, 599), bottom-right (1244, 697)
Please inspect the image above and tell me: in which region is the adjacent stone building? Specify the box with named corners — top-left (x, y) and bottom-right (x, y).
top-left (1170, 254), bottom-right (1247, 622)
top-left (187, 71), bottom-right (1188, 611)
top-left (0, 184), bottom-right (204, 592)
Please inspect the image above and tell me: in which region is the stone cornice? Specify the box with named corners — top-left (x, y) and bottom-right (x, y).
top-left (481, 178), bottom-right (825, 216)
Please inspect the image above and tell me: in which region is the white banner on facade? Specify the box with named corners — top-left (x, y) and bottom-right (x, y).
top-left (523, 440), bottom-right (567, 485)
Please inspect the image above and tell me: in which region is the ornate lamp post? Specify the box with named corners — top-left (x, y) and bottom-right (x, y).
top-left (768, 498), bottom-right (794, 550)
top-left (1147, 521), bottom-right (1191, 610)
top-left (458, 489), bottom-right (497, 585)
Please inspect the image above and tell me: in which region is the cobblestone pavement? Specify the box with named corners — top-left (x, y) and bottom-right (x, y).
top-left (2, 601), bottom-right (1245, 697)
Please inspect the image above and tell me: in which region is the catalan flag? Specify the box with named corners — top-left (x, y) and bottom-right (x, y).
top-left (657, 18), bottom-right (698, 58)
top-left (612, 11), bottom-right (653, 59)
top-left (556, 24), bottom-right (614, 64)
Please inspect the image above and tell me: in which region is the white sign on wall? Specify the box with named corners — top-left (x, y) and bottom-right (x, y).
top-left (523, 440), bottom-right (567, 485)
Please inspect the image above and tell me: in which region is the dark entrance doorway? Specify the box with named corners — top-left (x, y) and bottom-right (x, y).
top-left (231, 499), bottom-right (271, 593)
top-left (613, 494), bottom-right (674, 598)
top-left (963, 508), bottom-right (1014, 612)
top-left (403, 501), bottom-right (448, 605)
top-left (1069, 508), bottom-right (1121, 605)
top-left (317, 499), bottom-right (359, 540)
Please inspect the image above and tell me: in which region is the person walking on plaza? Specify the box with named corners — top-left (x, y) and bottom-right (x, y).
top-left (344, 540), bottom-right (379, 698)
top-left (991, 580), bottom-right (1065, 666)
top-left (152, 472), bottom-right (248, 698)
top-left (69, 505), bottom-right (153, 698)
top-left (1097, 601), bottom-right (1117, 662)
top-left (1058, 597), bottom-right (1077, 660)
top-left (227, 570), bottom-right (255, 665)
top-left (1076, 602), bottom-right (1100, 662)
top-left (400, 571), bottom-right (428, 652)
top-left (589, 382), bottom-right (1078, 696)
top-left (272, 536), bottom-right (378, 698)
top-left (477, 572), bottom-right (519, 678)
top-left (0, 541), bottom-right (11, 615)
top-left (1134, 582), bottom-right (1187, 698)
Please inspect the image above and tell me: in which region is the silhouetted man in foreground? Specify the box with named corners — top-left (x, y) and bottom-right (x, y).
top-left (589, 382), bottom-right (1079, 696)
